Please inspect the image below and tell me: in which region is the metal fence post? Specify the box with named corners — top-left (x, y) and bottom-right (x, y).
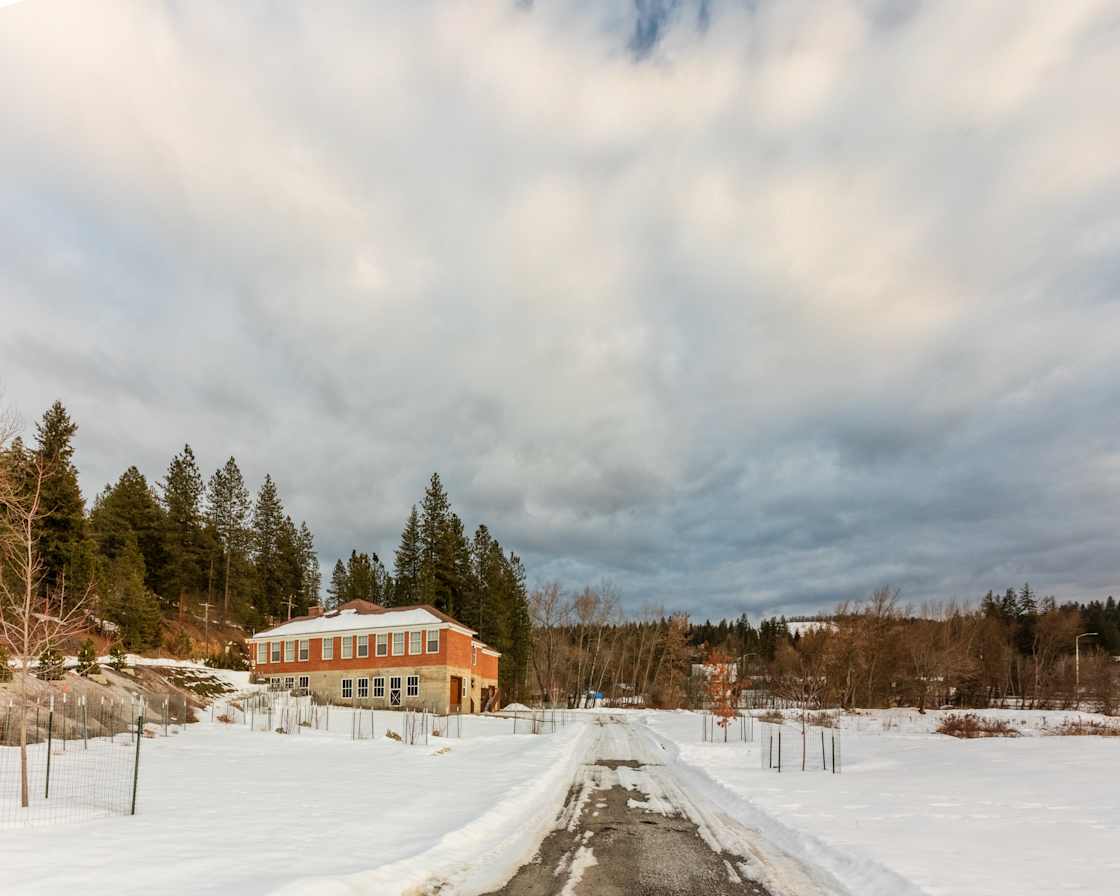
top-left (131, 700), bottom-right (144, 816)
top-left (45, 696), bottom-right (54, 799)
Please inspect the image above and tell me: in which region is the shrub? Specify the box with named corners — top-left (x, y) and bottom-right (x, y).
top-left (757, 709), bottom-right (785, 724)
top-left (108, 643), bottom-right (127, 672)
top-left (385, 729), bottom-right (402, 742)
top-left (76, 639), bottom-right (100, 676)
top-left (936, 713), bottom-right (1019, 738)
top-left (37, 646), bottom-right (64, 680)
top-left (807, 711), bottom-right (836, 728)
top-left (1048, 719), bottom-right (1120, 737)
top-left (216, 713), bottom-right (233, 724)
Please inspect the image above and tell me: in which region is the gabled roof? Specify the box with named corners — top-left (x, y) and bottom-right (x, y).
top-left (251, 602), bottom-right (477, 640)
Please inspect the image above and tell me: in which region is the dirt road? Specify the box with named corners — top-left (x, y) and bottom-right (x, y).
top-left (483, 717), bottom-right (773, 896)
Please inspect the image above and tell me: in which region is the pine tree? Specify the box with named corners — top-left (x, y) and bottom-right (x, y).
top-left (161, 444), bottom-right (205, 611)
top-left (298, 522), bottom-right (320, 606)
top-left (251, 475), bottom-right (286, 618)
top-left (108, 643), bottom-right (127, 672)
top-left (393, 505), bottom-right (422, 606)
top-left (206, 457), bottom-right (251, 622)
top-left (76, 638), bottom-right (99, 676)
top-left (419, 473), bottom-right (451, 606)
top-left (32, 401), bottom-right (86, 595)
top-left (99, 535), bottom-right (163, 650)
top-left (89, 466), bottom-right (167, 589)
top-left (276, 515), bottom-right (306, 617)
top-left (327, 559), bottom-right (347, 609)
top-left (37, 645), bottom-right (64, 680)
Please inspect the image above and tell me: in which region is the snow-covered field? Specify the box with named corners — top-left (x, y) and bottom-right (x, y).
top-left (644, 708), bottom-right (1120, 896)
top-left (0, 709), bottom-right (593, 896)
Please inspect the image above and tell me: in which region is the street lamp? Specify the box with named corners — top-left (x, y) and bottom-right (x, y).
top-left (1075, 632), bottom-right (1098, 707)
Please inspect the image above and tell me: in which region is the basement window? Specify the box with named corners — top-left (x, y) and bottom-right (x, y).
top-left (298, 675), bottom-right (309, 690)
top-left (341, 678), bottom-right (353, 700)
top-left (373, 676), bottom-right (384, 698)
top-left (407, 675), bottom-right (419, 698)
top-left (392, 632), bottom-right (404, 656)
top-left (409, 631), bottom-right (422, 654)
top-left (357, 677), bottom-right (369, 699)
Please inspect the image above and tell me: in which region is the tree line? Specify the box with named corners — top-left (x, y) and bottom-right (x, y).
top-left (1, 401), bottom-right (319, 651)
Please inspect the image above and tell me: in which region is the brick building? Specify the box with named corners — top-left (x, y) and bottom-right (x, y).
top-left (247, 600), bottom-right (500, 713)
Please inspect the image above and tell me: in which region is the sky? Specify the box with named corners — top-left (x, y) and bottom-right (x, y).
top-left (2, 0), bottom-right (1118, 620)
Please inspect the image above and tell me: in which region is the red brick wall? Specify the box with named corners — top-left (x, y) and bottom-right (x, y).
top-left (444, 629), bottom-right (473, 670)
top-left (477, 650), bottom-right (499, 680)
top-left (251, 628), bottom-right (450, 674)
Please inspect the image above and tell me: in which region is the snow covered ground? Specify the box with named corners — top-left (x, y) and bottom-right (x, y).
top-left (0, 710), bottom-right (592, 896)
top-left (644, 708), bottom-right (1120, 896)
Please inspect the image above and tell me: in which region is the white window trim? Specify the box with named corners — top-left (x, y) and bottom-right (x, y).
top-left (285, 641), bottom-right (295, 662)
top-left (373, 676), bottom-right (385, 698)
top-left (357, 677), bottom-right (369, 698)
top-left (257, 642), bottom-right (267, 664)
top-left (298, 675), bottom-right (309, 689)
top-left (270, 641), bottom-right (281, 663)
top-left (322, 637), bottom-right (334, 660)
top-left (426, 629), bottom-right (439, 653)
top-left (376, 633), bottom-right (388, 657)
top-left (409, 631), bottom-right (422, 655)
top-left (298, 639), bottom-right (309, 662)
top-left (341, 636), bottom-right (353, 659)
top-left (284, 676), bottom-right (294, 689)
top-left (392, 632), bottom-right (404, 656)
top-left (341, 678), bottom-right (353, 699)
top-left (357, 634), bottom-right (369, 658)
top-left (407, 675), bottom-right (419, 697)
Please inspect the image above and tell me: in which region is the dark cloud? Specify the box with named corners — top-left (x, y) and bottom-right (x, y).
top-left (1, 0), bottom-right (1117, 619)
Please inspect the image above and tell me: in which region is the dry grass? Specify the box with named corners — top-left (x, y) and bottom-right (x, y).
top-left (936, 713), bottom-right (1020, 738)
top-left (807, 711), bottom-right (837, 728)
top-left (1048, 719), bottom-right (1120, 737)
top-left (757, 709), bottom-right (785, 724)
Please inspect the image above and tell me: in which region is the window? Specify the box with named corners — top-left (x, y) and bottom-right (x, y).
top-left (407, 675), bottom-right (419, 697)
top-left (389, 676), bottom-right (402, 706)
top-left (409, 631), bottom-right (422, 654)
top-left (298, 675), bottom-right (309, 690)
top-left (341, 678), bottom-right (353, 699)
top-left (426, 629), bottom-right (439, 653)
top-left (299, 639), bottom-right (309, 661)
top-left (257, 642), bottom-right (267, 664)
top-left (357, 635), bottom-right (369, 658)
top-left (270, 677), bottom-right (280, 688)
top-left (271, 641), bottom-right (281, 663)
top-left (341, 636), bottom-right (353, 659)
top-left (373, 676), bottom-right (384, 698)
top-left (392, 632), bottom-right (404, 656)
top-left (322, 637), bottom-right (334, 660)
top-left (284, 676), bottom-right (294, 689)
top-left (285, 641), bottom-right (295, 662)
top-left (357, 677), bottom-right (369, 698)
top-left (376, 633), bottom-right (388, 656)
top-left (472, 644), bottom-right (478, 667)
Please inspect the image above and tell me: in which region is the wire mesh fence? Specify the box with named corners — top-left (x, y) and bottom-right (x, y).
top-left (0, 696), bottom-right (146, 829)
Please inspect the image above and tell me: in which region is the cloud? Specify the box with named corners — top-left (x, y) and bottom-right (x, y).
top-left (1, 0), bottom-right (1118, 618)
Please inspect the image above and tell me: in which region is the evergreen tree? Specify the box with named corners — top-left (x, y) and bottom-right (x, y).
top-left (76, 638), bottom-right (99, 676)
top-left (327, 559), bottom-right (347, 609)
top-left (37, 645), bottom-right (64, 680)
top-left (206, 457), bottom-right (251, 622)
top-left (160, 444), bottom-right (206, 610)
top-left (276, 515), bottom-right (307, 617)
top-left (99, 535), bottom-right (163, 650)
top-left (298, 522), bottom-right (320, 606)
top-left (418, 473), bottom-right (452, 607)
top-left (32, 401), bottom-right (86, 595)
top-left (251, 475), bottom-right (286, 618)
top-left (108, 643), bottom-right (127, 672)
top-left (393, 505), bottom-right (422, 605)
top-left (89, 466), bottom-right (167, 590)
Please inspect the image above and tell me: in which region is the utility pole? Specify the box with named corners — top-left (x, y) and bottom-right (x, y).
top-left (201, 602), bottom-right (213, 648)
top-left (286, 593), bottom-right (295, 621)
top-left (1075, 632), bottom-right (1098, 708)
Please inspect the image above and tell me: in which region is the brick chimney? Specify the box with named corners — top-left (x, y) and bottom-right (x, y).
top-left (308, 603), bottom-right (324, 618)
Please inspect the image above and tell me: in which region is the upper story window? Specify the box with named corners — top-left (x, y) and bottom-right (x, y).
top-left (376, 633), bottom-right (388, 656)
top-left (357, 634), bottom-right (369, 658)
top-left (426, 629), bottom-right (439, 653)
top-left (392, 632), bottom-right (404, 656)
top-left (298, 639), bottom-right (309, 661)
top-left (341, 636), bottom-right (353, 659)
top-left (257, 642), bottom-right (267, 664)
top-left (271, 641), bottom-right (281, 663)
top-left (285, 641), bottom-right (295, 662)
top-left (409, 631), bottom-right (422, 654)
top-left (322, 637), bottom-right (334, 660)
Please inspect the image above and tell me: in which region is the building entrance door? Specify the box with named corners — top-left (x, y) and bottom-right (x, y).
top-left (450, 676), bottom-right (462, 710)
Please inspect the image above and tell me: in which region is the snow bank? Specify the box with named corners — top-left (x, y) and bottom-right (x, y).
top-left (645, 709), bottom-right (1120, 896)
top-left (0, 715), bottom-right (592, 895)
